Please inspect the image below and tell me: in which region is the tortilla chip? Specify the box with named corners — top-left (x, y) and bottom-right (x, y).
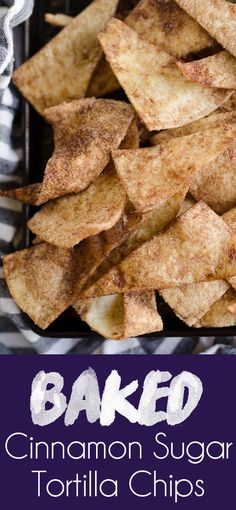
top-left (113, 124), bottom-right (236, 212)
top-left (87, 56), bottom-right (120, 97)
top-left (98, 19), bottom-right (231, 131)
top-left (13, 0), bottom-right (119, 114)
top-left (44, 13), bottom-right (73, 27)
top-left (125, 0), bottom-right (214, 58)
top-left (175, 0), bottom-right (236, 59)
top-left (223, 207), bottom-right (236, 231)
top-left (151, 111), bottom-right (236, 145)
top-left (37, 98), bottom-right (134, 203)
top-left (82, 202), bottom-right (236, 297)
top-left (196, 288), bottom-right (236, 328)
top-left (160, 280), bottom-right (230, 327)
top-left (28, 166), bottom-right (127, 248)
top-left (190, 145), bottom-right (236, 214)
top-left (82, 188), bottom-right (187, 291)
top-left (177, 196), bottom-right (196, 216)
top-left (74, 290), bottom-right (163, 339)
top-left (3, 243), bottom-right (77, 329)
top-left (0, 183), bottom-right (42, 205)
top-left (177, 50), bottom-right (236, 89)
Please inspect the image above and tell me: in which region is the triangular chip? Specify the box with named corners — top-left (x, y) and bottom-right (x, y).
top-left (196, 288), bottom-right (236, 328)
top-left (0, 183), bottom-right (42, 205)
top-left (82, 202), bottom-right (236, 297)
top-left (74, 290), bottom-right (163, 339)
top-left (98, 18), bottom-right (231, 131)
top-left (27, 167), bottom-right (127, 248)
top-left (87, 56), bottom-right (120, 97)
top-left (113, 124), bottom-right (236, 212)
top-left (81, 188), bottom-right (187, 293)
top-left (190, 145), bottom-right (236, 214)
top-left (175, 0), bottom-right (236, 59)
top-left (125, 0), bottom-right (214, 58)
top-left (3, 243), bottom-right (77, 329)
top-left (37, 98), bottom-right (134, 203)
top-left (160, 280), bottom-right (230, 327)
top-left (177, 50), bottom-right (236, 89)
top-left (151, 111), bottom-right (236, 145)
top-left (13, 0), bottom-right (119, 114)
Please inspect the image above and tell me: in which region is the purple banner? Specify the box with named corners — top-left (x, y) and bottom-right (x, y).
top-left (0, 355), bottom-right (235, 508)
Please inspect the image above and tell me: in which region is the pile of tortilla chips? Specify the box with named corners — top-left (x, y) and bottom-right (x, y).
top-left (3, 0), bottom-right (236, 339)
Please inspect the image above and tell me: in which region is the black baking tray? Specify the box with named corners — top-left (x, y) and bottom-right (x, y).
top-left (22, 0), bottom-right (236, 338)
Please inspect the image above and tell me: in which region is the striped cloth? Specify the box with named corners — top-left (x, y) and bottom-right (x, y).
top-left (0, 1), bottom-right (236, 354)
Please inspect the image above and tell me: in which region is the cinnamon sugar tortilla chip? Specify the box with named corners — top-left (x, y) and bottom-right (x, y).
top-left (82, 188), bottom-right (187, 292)
top-left (3, 243), bottom-right (77, 329)
top-left (74, 290), bottom-right (163, 339)
top-left (98, 19), bottom-right (231, 131)
top-left (190, 145), bottom-right (236, 214)
top-left (0, 183), bottom-right (42, 205)
top-left (160, 280), bottom-right (230, 327)
top-left (87, 56), bottom-right (120, 97)
top-left (151, 111), bottom-right (236, 145)
top-left (44, 13), bottom-right (73, 27)
top-left (82, 202), bottom-right (236, 297)
top-left (125, 0), bottom-right (214, 58)
top-left (113, 124), bottom-right (236, 212)
top-left (28, 167), bottom-right (127, 248)
top-left (177, 51), bottom-right (236, 89)
top-left (175, 0), bottom-right (236, 59)
top-left (196, 288), bottom-right (236, 328)
top-left (13, 0), bottom-right (119, 114)
top-left (37, 98), bottom-right (134, 203)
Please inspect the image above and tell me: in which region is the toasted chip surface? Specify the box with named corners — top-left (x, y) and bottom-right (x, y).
top-left (13, 0), bottom-right (119, 114)
top-left (98, 19), bottom-right (231, 131)
top-left (3, 244), bottom-right (76, 329)
top-left (87, 56), bottom-right (120, 97)
top-left (125, 0), bottom-right (214, 58)
top-left (37, 98), bottom-right (134, 203)
top-left (44, 13), bottom-right (73, 27)
top-left (82, 202), bottom-right (236, 297)
top-left (151, 111), bottom-right (236, 145)
top-left (190, 145), bottom-right (236, 214)
top-left (161, 280), bottom-right (229, 327)
top-left (177, 50), bottom-right (236, 89)
top-left (175, 0), bottom-right (236, 58)
top-left (197, 288), bottom-right (236, 328)
top-left (28, 167), bottom-right (127, 248)
top-left (113, 124), bottom-right (236, 212)
top-left (75, 290), bottom-right (163, 339)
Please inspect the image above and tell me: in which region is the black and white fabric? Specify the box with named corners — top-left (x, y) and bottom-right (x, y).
top-left (0, 1), bottom-right (236, 354)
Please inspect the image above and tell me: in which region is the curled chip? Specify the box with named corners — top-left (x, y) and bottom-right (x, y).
top-left (112, 124), bottom-right (236, 212)
top-left (27, 167), bottom-right (127, 248)
top-left (3, 243), bottom-right (77, 329)
top-left (160, 281), bottom-right (230, 327)
top-left (98, 19), bottom-right (232, 131)
top-left (151, 111), bottom-right (236, 145)
top-left (82, 202), bottom-right (236, 297)
top-left (125, 0), bottom-right (214, 58)
top-left (177, 51), bottom-right (236, 89)
top-left (174, 0), bottom-right (236, 59)
top-left (74, 290), bottom-right (163, 339)
top-left (37, 98), bottom-right (134, 204)
top-left (196, 288), bottom-right (236, 328)
top-left (13, 0), bottom-right (119, 114)
top-left (44, 13), bottom-right (73, 27)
